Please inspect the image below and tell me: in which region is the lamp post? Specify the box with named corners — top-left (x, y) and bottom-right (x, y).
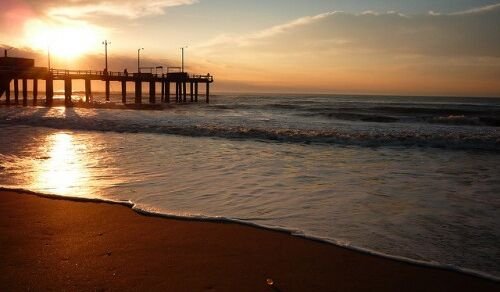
top-left (137, 48), bottom-right (144, 73)
top-left (180, 46), bottom-right (188, 72)
top-left (47, 46), bottom-right (51, 70)
top-left (102, 40), bottom-right (111, 74)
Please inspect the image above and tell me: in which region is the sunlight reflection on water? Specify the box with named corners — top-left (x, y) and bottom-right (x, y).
top-left (34, 133), bottom-right (92, 197)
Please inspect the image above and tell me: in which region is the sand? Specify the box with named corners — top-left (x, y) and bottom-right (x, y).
top-left (0, 190), bottom-right (498, 291)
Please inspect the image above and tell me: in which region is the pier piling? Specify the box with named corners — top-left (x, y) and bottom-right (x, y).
top-left (195, 82), bottom-right (198, 102)
top-left (121, 81), bottom-right (126, 104)
top-left (5, 80), bottom-right (10, 105)
top-left (206, 83), bottom-right (210, 104)
top-left (149, 81), bottom-right (156, 104)
top-left (105, 80), bottom-right (110, 101)
top-left (166, 82), bottom-right (170, 103)
top-left (14, 79), bottom-right (19, 104)
top-left (33, 79), bottom-right (38, 106)
top-left (46, 77), bottom-right (53, 106)
top-left (22, 79), bottom-right (28, 106)
top-left (64, 78), bottom-right (72, 105)
top-left (135, 80), bottom-right (142, 104)
top-left (85, 79), bottom-right (91, 103)
top-left (190, 82), bottom-right (194, 102)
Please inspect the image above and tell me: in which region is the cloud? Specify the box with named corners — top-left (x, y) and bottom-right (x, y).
top-left (43, 0), bottom-right (198, 19)
top-left (450, 3), bottom-right (500, 15)
top-left (198, 3), bottom-right (500, 58)
top-left (193, 3), bottom-right (500, 96)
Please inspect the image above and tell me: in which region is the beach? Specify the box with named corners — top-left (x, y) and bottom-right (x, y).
top-left (0, 189), bottom-right (498, 291)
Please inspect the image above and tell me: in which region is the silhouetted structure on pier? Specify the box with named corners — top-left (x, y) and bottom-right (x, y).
top-left (0, 56), bottom-right (213, 107)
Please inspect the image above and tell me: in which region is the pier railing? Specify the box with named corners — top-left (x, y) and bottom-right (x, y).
top-left (47, 69), bottom-right (213, 81)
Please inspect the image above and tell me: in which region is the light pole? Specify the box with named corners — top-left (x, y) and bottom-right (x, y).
top-left (47, 46), bottom-right (51, 70)
top-left (180, 46), bottom-right (188, 72)
top-left (102, 40), bottom-right (111, 73)
top-left (137, 48), bottom-right (144, 73)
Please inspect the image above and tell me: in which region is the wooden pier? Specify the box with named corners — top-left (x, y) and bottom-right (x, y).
top-left (0, 56), bottom-right (213, 107)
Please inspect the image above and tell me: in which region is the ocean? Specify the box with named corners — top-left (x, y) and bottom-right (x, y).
top-left (0, 93), bottom-right (499, 279)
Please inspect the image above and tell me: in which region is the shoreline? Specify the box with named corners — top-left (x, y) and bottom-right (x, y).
top-left (4, 186), bottom-right (498, 283)
top-left (1, 189), bottom-right (498, 291)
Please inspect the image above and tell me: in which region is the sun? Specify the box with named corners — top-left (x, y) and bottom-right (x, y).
top-left (24, 19), bottom-right (103, 59)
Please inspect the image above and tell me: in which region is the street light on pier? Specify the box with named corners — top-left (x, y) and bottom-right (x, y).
top-left (180, 46), bottom-right (188, 72)
top-left (137, 48), bottom-right (144, 73)
top-left (102, 40), bottom-right (111, 74)
top-left (47, 46), bottom-right (51, 71)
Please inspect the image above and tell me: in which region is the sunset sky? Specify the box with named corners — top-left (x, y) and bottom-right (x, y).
top-left (1, 0), bottom-right (499, 96)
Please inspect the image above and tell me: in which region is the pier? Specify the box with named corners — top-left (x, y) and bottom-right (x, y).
top-left (0, 56), bottom-right (214, 107)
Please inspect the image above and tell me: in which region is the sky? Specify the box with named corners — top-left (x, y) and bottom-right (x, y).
top-left (1, 0), bottom-right (500, 96)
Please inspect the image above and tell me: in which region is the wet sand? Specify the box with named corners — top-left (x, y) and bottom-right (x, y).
top-left (0, 190), bottom-right (498, 291)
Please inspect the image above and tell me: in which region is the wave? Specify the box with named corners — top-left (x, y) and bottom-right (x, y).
top-left (1, 114), bottom-right (499, 151)
top-left (2, 187), bottom-right (499, 282)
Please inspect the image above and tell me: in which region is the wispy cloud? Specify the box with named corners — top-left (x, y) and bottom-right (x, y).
top-left (450, 3), bottom-right (500, 15)
top-left (198, 3), bottom-right (500, 58)
top-left (44, 0), bottom-right (198, 19)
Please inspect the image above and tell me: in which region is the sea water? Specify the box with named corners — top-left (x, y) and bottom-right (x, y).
top-left (0, 94), bottom-right (499, 278)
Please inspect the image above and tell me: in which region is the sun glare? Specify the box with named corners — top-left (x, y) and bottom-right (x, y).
top-left (24, 19), bottom-right (102, 59)
top-left (35, 133), bottom-right (90, 197)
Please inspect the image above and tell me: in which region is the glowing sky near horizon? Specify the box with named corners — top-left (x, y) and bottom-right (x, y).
top-left (1, 0), bottom-right (499, 96)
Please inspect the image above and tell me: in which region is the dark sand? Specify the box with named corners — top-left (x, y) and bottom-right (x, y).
top-left (0, 190), bottom-right (498, 291)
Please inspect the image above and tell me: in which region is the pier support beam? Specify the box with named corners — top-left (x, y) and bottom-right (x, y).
top-left (33, 79), bottom-right (38, 106)
top-left (64, 78), bottom-right (72, 105)
top-left (183, 82), bottom-right (187, 103)
top-left (161, 81), bottom-right (165, 102)
top-left (166, 82), bottom-right (170, 103)
top-left (5, 80), bottom-right (11, 105)
top-left (14, 79), bottom-right (19, 104)
top-left (46, 77), bottom-right (53, 106)
top-left (105, 80), bottom-right (110, 101)
top-left (190, 82), bottom-right (194, 102)
top-left (22, 79), bottom-right (28, 106)
top-left (175, 81), bottom-right (180, 102)
top-left (135, 80), bottom-right (142, 104)
top-left (206, 82), bottom-right (210, 104)
top-left (195, 82), bottom-right (198, 102)
top-left (85, 79), bottom-right (91, 103)
top-left (149, 81), bottom-right (156, 104)
top-left (121, 81), bottom-right (126, 104)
